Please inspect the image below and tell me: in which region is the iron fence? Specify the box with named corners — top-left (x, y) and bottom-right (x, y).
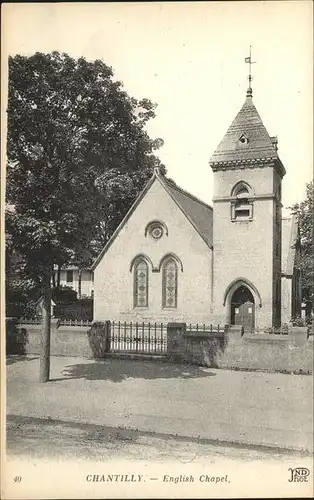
top-left (110, 321), bottom-right (167, 354)
top-left (19, 317), bottom-right (42, 325)
top-left (186, 323), bottom-right (224, 334)
top-left (59, 318), bottom-right (93, 327)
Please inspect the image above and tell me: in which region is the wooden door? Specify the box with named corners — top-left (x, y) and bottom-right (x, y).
top-left (234, 301), bottom-right (254, 330)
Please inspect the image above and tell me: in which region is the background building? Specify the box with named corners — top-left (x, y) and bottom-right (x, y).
top-left (92, 88), bottom-right (301, 329)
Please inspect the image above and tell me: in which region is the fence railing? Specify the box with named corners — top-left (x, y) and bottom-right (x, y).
top-left (59, 318), bottom-right (93, 327)
top-left (186, 324), bottom-right (224, 334)
top-left (18, 317), bottom-right (93, 327)
top-left (12, 318), bottom-right (313, 339)
top-left (110, 321), bottom-right (167, 354)
top-left (19, 317), bottom-right (42, 325)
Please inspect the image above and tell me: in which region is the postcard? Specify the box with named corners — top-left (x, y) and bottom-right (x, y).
top-left (1, 2), bottom-right (313, 499)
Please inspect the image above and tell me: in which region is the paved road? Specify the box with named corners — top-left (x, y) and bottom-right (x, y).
top-left (6, 355), bottom-right (314, 452)
top-left (6, 414), bottom-right (309, 463)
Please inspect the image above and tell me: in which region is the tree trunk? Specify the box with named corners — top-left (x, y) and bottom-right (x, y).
top-left (57, 265), bottom-right (61, 289)
top-left (78, 269), bottom-right (82, 299)
top-left (39, 270), bottom-right (52, 383)
top-left (52, 268), bottom-right (56, 288)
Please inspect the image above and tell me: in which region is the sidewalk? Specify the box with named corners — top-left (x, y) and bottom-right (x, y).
top-left (6, 355), bottom-right (314, 452)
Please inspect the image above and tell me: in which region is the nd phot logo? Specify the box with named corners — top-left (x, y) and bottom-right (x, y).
top-left (288, 467), bottom-right (310, 483)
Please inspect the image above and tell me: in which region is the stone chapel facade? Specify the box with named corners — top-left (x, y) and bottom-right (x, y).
top-left (92, 90), bottom-right (301, 329)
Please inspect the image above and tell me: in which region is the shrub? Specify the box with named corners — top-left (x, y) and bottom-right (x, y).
top-left (87, 322), bottom-right (110, 358)
top-left (53, 299), bottom-right (93, 320)
top-left (281, 323), bottom-right (289, 334)
top-left (6, 279), bottom-right (38, 319)
top-left (52, 286), bottom-right (78, 304)
top-left (6, 318), bottom-right (28, 355)
top-left (263, 324), bottom-right (289, 335)
top-left (291, 316), bottom-right (307, 327)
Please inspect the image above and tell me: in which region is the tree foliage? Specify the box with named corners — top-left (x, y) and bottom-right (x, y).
top-left (6, 51), bottom-right (165, 271)
top-left (290, 181), bottom-right (314, 310)
top-left (6, 51), bottom-right (164, 380)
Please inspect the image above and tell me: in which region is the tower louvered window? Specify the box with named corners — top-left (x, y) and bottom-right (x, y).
top-left (231, 182), bottom-right (253, 221)
top-left (162, 258), bottom-right (178, 308)
top-left (134, 260), bottom-right (148, 307)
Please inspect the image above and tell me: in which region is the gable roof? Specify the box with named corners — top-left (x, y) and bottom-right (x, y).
top-left (209, 95), bottom-right (285, 176)
top-left (282, 215), bottom-right (299, 276)
top-left (91, 170), bottom-right (213, 271)
top-left (162, 178), bottom-right (213, 248)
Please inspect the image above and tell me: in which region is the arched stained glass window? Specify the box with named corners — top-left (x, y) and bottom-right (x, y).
top-left (134, 260), bottom-right (148, 307)
top-left (162, 258), bottom-right (178, 308)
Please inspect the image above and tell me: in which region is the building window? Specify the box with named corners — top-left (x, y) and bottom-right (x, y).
top-left (162, 258), bottom-right (178, 308)
top-left (231, 182), bottom-right (253, 221)
top-left (150, 224), bottom-right (163, 240)
top-left (134, 259), bottom-right (148, 307)
top-left (66, 270), bottom-right (73, 283)
top-left (145, 220), bottom-right (168, 240)
top-left (234, 200), bottom-right (251, 219)
top-left (238, 133), bottom-right (249, 145)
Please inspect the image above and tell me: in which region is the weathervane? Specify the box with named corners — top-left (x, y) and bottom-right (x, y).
top-left (245, 46), bottom-right (256, 97)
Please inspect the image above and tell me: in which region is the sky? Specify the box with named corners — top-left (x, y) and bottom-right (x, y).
top-left (2, 1), bottom-right (313, 211)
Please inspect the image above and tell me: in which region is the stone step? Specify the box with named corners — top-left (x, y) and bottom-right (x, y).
top-left (103, 352), bottom-right (168, 362)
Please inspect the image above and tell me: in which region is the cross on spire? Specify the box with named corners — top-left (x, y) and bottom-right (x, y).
top-left (245, 46), bottom-right (256, 97)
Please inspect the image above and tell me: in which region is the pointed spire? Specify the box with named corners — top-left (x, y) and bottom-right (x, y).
top-left (246, 87), bottom-right (253, 98)
top-left (245, 46), bottom-right (256, 98)
top-left (209, 97), bottom-right (284, 172)
top-left (209, 51), bottom-right (286, 178)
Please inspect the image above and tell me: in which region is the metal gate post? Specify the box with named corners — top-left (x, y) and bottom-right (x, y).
top-left (104, 320), bottom-right (111, 352)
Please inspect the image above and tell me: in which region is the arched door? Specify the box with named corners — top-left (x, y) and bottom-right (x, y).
top-left (230, 285), bottom-right (255, 330)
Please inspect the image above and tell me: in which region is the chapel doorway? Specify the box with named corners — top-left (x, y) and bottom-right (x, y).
top-left (230, 285), bottom-right (255, 330)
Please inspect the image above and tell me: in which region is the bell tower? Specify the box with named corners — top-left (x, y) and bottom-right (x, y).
top-left (209, 55), bottom-right (285, 329)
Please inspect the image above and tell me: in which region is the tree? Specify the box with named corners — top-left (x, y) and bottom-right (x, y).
top-left (5, 235), bottom-right (39, 319)
top-left (290, 181), bottom-right (314, 317)
top-left (6, 52), bottom-right (164, 381)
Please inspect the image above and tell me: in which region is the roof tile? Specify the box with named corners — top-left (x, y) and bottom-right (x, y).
top-left (210, 96), bottom-right (280, 165)
top-left (162, 178), bottom-right (213, 248)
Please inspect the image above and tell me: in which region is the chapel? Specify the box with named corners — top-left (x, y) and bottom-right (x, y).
top-left (92, 85), bottom-right (301, 329)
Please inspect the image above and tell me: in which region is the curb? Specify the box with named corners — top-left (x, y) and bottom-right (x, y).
top-left (7, 414), bottom-right (313, 456)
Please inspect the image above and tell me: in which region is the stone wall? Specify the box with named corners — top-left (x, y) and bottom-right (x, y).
top-left (13, 321), bottom-right (314, 374)
top-left (18, 321), bottom-right (94, 358)
top-left (167, 323), bottom-right (313, 373)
